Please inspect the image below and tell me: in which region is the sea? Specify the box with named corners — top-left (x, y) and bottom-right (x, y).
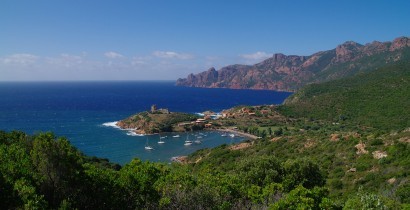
top-left (0, 81), bottom-right (292, 165)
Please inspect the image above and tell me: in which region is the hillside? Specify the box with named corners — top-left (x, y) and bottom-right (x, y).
top-left (176, 36), bottom-right (410, 91)
top-left (184, 62), bottom-right (410, 207)
top-left (279, 61), bottom-right (410, 131)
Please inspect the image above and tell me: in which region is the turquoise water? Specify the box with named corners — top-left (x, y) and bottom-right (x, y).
top-left (0, 81), bottom-right (292, 164)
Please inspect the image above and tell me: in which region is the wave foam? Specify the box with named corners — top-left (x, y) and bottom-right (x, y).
top-left (126, 131), bottom-right (145, 136)
top-left (102, 121), bottom-right (145, 136)
top-left (102, 121), bottom-right (121, 129)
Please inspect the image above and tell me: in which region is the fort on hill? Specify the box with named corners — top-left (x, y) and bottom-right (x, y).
top-left (151, 104), bottom-right (170, 114)
top-left (116, 106), bottom-right (199, 134)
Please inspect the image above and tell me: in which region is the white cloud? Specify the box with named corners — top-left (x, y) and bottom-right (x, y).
top-left (153, 51), bottom-right (193, 60)
top-left (45, 53), bottom-right (86, 68)
top-left (240, 51), bottom-right (271, 60)
top-left (1, 53), bottom-right (39, 65)
top-left (60, 53), bottom-right (83, 61)
top-left (104, 51), bottom-right (124, 59)
top-left (131, 56), bottom-right (151, 66)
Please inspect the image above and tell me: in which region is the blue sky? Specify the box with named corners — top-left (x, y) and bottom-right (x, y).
top-left (1, 0), bottom-right (409, 81)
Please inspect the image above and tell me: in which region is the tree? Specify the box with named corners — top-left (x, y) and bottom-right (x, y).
top-left (238, 156), bottom-right (283, 186)
top-left (343, 189), bottom-right (388, 210)
top-left (81, 163), bottom-right (120, 209)
top-left (30, 132), bottom-right (84, 208)
top-left (0, 143), bottom-right (39, 209)
top-left (118, 159), bottom-right (164, 209)
top-left (282, 159), bottom-right (325, 191)
top-left (274, 128), bottom-right (283, 136)
top-left (270, 186), bottom-right (336, 210)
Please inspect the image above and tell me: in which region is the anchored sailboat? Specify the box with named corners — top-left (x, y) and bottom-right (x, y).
top-left (158, 134), bottom-right (165, 144)
top-left (194, 135), bottom-right (202, 144)
top-left (184, 133), bottom-right (193, 146)
top-left (145, 137), bottom-right (154, 150)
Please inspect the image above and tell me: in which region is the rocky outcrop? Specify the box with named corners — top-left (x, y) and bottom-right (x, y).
top-left (333, 41), bottom-right (363, 63)
top-left (372, 150), bottom-right (387, 159)
top-left (390, 36), bottom-right (410, 51)
top-left (176, 36), bottom-right (410, 91)
top-left (355, 142), bottom-right (369, 155)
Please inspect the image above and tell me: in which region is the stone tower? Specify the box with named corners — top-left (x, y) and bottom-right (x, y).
top-left (151, 104), bottom-right (157, 113)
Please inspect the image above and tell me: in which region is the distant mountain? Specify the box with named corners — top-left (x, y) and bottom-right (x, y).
top-left (176, 37), bottom-right (410, 91)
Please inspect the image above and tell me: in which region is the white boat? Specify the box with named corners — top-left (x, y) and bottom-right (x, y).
top-left (158, 134), bottom-right (165, 144)
top-left (145, 138), bottom-right (154, 150)
top-left (221, 133), bottom-right (227, 137)
top-left (229, 134), bottom-right (235, 138)
top-left (173, 135), bottom-right (180, 138)
top-left (184, 133), bottom-right (193, 145)
top-left (197, 136), bottom-right (203, 139)
top-left (194, 140), bottom-right (202, 144)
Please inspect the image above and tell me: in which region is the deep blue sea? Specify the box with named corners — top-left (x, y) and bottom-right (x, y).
top-left (0, 81), bottom-right (292, 164)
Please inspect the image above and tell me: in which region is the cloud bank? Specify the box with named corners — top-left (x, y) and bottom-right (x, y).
top-left (153, 51), bottom-right (194, 60)
top-left (0, 50), bottom-right (272, 81)
top-left (104, 51), bottom-right (124, 59)
top-left (1, 54), bottom-right (39, 65)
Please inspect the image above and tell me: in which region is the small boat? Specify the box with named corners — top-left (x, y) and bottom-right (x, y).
top-left (194, 140), bottom-right (202, 144)
top-left (173, 135), bottom-right (180, 138)
top-left (184, 133), bottom-right (193, 145)
top-left (145, 138), bottom-right (154, 150)
top-left (229, 134), bottom-right (235, 138)
top-left (221, 133), bottom-right (227, 137)
top-left (158, 134), bottom-right (165, 144)
top-left (160, 136), bottom-right (167, 139)
top-left (196, 136), bottom-right (203, 139)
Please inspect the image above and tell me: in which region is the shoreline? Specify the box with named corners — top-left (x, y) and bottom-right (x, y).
top-left (214, 128), bottom-right (258, 140)
top-left (171, 156), bottom-right (188, 163)
top-left (110, 120), bottom-right (259, 140)
top-left (171, 128), bottom-right (258, 164)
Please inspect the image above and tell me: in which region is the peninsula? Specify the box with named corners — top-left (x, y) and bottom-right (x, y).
top-left (117, 104), bottom-right (290, 139)
top-left (116, 105), bottom-right (200, 134)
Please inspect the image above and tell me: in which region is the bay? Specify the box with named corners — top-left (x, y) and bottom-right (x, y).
top-left (0, 81), bottom-right (292, 164)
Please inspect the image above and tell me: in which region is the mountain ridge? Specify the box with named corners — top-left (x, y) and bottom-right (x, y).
top-left (176, 36), bottom-right (410, 91)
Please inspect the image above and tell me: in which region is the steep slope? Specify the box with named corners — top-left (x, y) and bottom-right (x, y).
top-left (279, 61), bottom-right (410, 131)
top-left (176, 37), bottom-right (410, 91)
